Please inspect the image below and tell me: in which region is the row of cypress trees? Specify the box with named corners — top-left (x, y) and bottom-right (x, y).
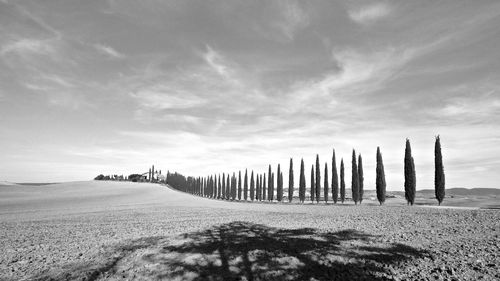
top-left (167, 137), bottom-right (445, 205)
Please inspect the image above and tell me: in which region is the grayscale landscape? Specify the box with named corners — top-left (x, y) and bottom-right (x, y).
top-left (1, 0), bottom-right (500, 280)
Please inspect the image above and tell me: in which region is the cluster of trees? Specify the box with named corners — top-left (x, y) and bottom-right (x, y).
top-left (167, 137), bottom-right (445, 205)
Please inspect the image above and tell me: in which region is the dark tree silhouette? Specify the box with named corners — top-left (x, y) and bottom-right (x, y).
top-left (262, 174), bottom-right (267, 201)
top-left (376, 147), bottom-right (386, 205)
top-left (358, 154), bottom-right (364, 204)
top-left (404, 139), bottom-right (416, 205)
top-left (222, 173), bottom-right (226, 199)
top-left (340, 159), bottom-right (345, 203)
top-left (332, 149), bottom-right (339, 204)
top-left (299, 159), bottom-right (306, 203)
top-left (352, 150), bottom-right (359, 204)
top-left (238, 171), bottom-right (242, 200)
top-left (244, 169), bottom-right (248, 201)
top-left (435, 136), bottom-right (445, 205)
top-left (250, 171), bottom-right (255, 201)
top-left (269, 173), bottom-right (275, 202)
top-left (277, 164), bottom-right (283, 202)
top-left (226, 174), bottom-right (230, 200)
top-left (256, 174), bottom-right (260, 201)
top-left (231, 173), bottom-right (236, 200)
top-left (279, 172), bottom-right (283, 202)
top-left (268, 165), bottom-right (272, 201)
top-left (288, 158), bottom-right (294, 203)
top-left (324, 162), bottom-right (329, 203)
top-left (310, 165), bottom-right (315, 203)
top-left (315, 155), bottom-right (321, 203)
top-left (218, 174), bottom-right (222, 199)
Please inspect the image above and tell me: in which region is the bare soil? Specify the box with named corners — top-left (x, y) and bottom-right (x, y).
top-left (0, 181), bottom-right (498, 280)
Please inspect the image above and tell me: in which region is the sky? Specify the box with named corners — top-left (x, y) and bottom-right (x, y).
top-left (0, 0), bottom-right (499, 190)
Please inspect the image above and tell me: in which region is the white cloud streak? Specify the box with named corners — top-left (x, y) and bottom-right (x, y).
top-left (93, 43), bottom-right (125, 59)
top-left (348, 3), bottom-right (392, 25)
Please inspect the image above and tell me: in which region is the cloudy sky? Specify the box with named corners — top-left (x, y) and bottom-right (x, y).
top-left (1, 0), bottom-right (499, 189)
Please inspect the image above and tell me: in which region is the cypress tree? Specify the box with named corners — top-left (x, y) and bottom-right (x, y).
top-left (226, 174), bottom-right (230, 200)
top-left (218, 174), bottom-right (222, 199)
top-left (288, 158), bottom-right (294, 203)
top-left (299, 158), bottom-right (305, 203)
top-left (268, 165), bottom-right (273, 201)
top-left (404, 139), bottom-right (416, 205)
top-left (230, 173), bottom-right (235, 200)
top-left (352, 150), bottom-right (359, 204)
top-left (340, 159), bottom-right (345, 203)
top-left (435, 136), bottom-right (445, 205)
top-left (210, 176), bottom-right (214, 198)
top-left (238, 171), bottom-right (242, 200)
top-left (213, 175), bottom-right (217, 198)
top-left (324, 162), bottom-right (328, 203)
top-left (376, 147), bottom-right (386, 205)
top-left (262, 174), bottom-right (267, 201)
top-left (269, 173), bottom-right (275, 202)
top-left (256, 174), bottom-right (260, 201)
top-left (222, 173), bottom-right (226, 199)
top-left (315, 155), bottom-right (321, 203)
top-left (310, 165), bottom-right (315, 203)
top-left (280, 172), bottom-right (283, 201)
top-left (244, 169), bottom-right (248, 201)
top-left (332, 149), bottom-right (339, 204)
top-left (250, 171), bottom-right (255, 201)
top-left (358, 154), bottom-right (364, 203)
top-left (277, 164), bottom-right (282, 202)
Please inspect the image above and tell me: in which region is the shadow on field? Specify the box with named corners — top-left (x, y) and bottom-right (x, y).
top-left (33, 221), bottom-right (429, 281)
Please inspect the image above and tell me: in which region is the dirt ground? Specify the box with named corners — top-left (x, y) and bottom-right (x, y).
top-left (0, 181), bottom-right (498, 280)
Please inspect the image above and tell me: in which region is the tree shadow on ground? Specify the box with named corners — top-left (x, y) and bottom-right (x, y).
top-left (34, 221), bottom-right (429, 281)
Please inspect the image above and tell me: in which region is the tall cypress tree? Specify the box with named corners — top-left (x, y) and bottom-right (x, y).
top-left (218, 174), bottom-right (222, 199)
top-left (352, 150), bottom-right (359, 204)
top-left (376, 147), bottom-right (386, 205)
top-left (310, 165), bottom-right (315, 203)
top-left (230, 173), bottom-right (235, 200)
top-left (226, 174), bottom-right (230, 200)
top-left (222, 173), bottom-right (226, 199)
top-left (315, 155), bottom-right (321, 203)
top-left (358, 154), bottom-right (364, 203)
top-left (250, 171), bottom-right (255, 201)
top-left (435, 136), bottom-right (445, 205)
top-left (324, 162), bottom-right (329, 203)
top-left (288, 158), bottom-right (294, 203)
top-left (256, 174), bottom-right (260, 201)
top-left (267, 165), bottom-right (271, 201)
top-left (404, 139), bottom-right (416, 205)
top-left (332, 149), bottom-right (339, 204)
top-left (340, 159), bottom-right (345, 203)
top-left (299, 159), bottom-right (305, 203)
top-left (277, 164), bottom-right (283, 202)
top-left (279, 172), bottom-right (283, 202)
top-left (269, 173), bottom-right (275, 202)
top-left (244, 169), bottom-right (248, 201)
top-left (262, 174), bottom-right (267, 201)
top-left (238, 171), bottom-right (242, 200)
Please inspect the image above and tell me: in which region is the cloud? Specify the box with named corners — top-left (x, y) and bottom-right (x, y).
top-left (203, 45), bottom-right (232, 80)
top-left (275, 0), bottom-right (309, 40)
top-left (348, 3), bottom-right (392, 25)
top-left (0, 38), bottom-right (55, 56)
top-left (93, 43), bottom-right (125, 59)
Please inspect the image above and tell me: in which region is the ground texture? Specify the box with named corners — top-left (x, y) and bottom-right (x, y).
top-left (0, 181), bottom-right (499, 280)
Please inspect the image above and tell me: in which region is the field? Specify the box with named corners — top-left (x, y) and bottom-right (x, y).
top-left (0, 181), bottom-right (499, 280)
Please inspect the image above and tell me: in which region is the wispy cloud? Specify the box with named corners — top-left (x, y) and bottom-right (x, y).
top-left (93, 43), bottom-right (125, 59)
top-left (348, 3), bottom-right (392, 25)
top-left (0, 38), bottom-right (55, 56)
top-left (274, 0), bottom-right (309, 40)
